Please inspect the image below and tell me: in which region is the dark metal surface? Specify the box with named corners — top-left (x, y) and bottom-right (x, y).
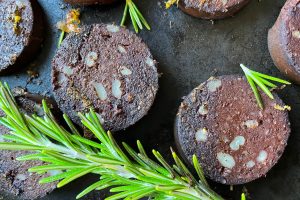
top-left (0, 0), bottom-right (299, 199)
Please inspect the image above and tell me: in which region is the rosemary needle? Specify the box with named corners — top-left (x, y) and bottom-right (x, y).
top-left (240, 64), bottom-right (291, 109)
top-left (0, 83), bottom-right (222, 200)
top-left (241, 193), bottom-right (246, 200)
top-left (58, 31), bottom-right (65, 47)
top-left (121, 0), bottom-right (151, 33)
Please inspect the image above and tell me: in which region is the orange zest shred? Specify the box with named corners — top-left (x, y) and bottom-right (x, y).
top-left (57, 9), bottom-right (81, 33)
top-left (13, 7), bottom-right (23, 34)
top-left (200, 0), bottom-right (207, 6)
top-left (274, 104), bottom-right (291, 111)
top-left (165, 0), bottom-right (179, 9)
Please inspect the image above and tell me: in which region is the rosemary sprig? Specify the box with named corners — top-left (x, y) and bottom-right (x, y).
top-left (0, 83), bottom-right (222, 200)
top-left (240, 64), bottom-right (291, 109)
top-left (121, 0), bottom-right (151, 33)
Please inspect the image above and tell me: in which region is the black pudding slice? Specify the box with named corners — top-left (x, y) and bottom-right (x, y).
top-left (52, 24), bottom-right (159, 132)
top-left (0, 0), bottom-right (44, 73)
top-left (175, 75), bottom-right (290, 185)
top-left (178, 0), bottom-right (250, 19)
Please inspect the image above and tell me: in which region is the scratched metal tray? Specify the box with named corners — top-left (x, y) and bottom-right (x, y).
top-left (0, 0), bottom-right (299, 199)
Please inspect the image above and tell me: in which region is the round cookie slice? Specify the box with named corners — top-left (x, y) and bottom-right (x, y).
top-left (175, 75), bottom-right (290, 185)
top-left (64, 0), bottom-right (117, 5)
top-left (0, 0), bottom-right (44, 73)
top-left (0, 93), bottom-right (57, 199)
top-left (52, 24), bottom-right (159, 132)
top-left (268, 0), bottom-right (300, 84)
top-left (178, 0), bottom-right (251, 19)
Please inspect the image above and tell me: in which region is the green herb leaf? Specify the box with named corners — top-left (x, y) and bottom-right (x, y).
top-left (16, 153), bottom-right (46, 161)
top-left (241, 193), bottom-right (246, 200)
top-left (0, 143), bottom-right (43, 150)
top-left (57, 166), bottom-right (98, 188)
top-left (39, 170), bottom-right (75, 184)
top-left (76, 178), bottom-right (113, 199)
top-left (58, 31), bottom-right (65, 47)
top-left (240, 64), bottom-right (290, 109)
top-left (121, 0), bottom-right (151, 33)
top-left (193, 155), bottom-right (208, 187)
top-left (245, 73), bottom-right (264, 109)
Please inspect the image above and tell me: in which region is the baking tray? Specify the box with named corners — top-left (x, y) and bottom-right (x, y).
top-left (1, 0), bottom-right (300, 199)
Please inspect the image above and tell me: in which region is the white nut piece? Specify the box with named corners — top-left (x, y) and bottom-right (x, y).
top-left (85, 52), bottom-right (98, 67)
top-left (146, 57), bottom-right (156, 70)
top-left (246, 160), bottom-right (255, 168)
top-left (207, 79), bottom-right (222, 92)
top-left (92, 82), bottom-right (107, 101)
top-left (292, 30), bottom-right (300, 39)
top-left (223, 136), bottom-right (230, 143)
top-left (229, 136), bottom-right (246, 151)
top-left (57, 73), bottom-right (66, 84)
top-left (257, 150), bottom-right (268, 163)
top-left (106, 24), bottom-right (120, 33)
top-left (62, 65), bottom-right (73, 75)
top-left (112, 79), bottom-right (122, 99)
top-left (198, 104), bottom-right (208, 115)
top-left (120, 66), bottom-right (132, 76)
top-left (244, 120), bottom-right (259, 128)
top-left (118, 45), bottom-right (127, 53)
top-left (16, 174), bottom-right (27, 181)
top-left (217, 152), bottom-right (236, 169)
top-left (195, 128), bottom-right (208, 142)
